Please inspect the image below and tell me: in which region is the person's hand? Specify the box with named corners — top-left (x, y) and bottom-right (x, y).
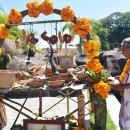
top-left (113, 84), bottom-right (125, 91)
top-left (114, 75), bottom-right (120, 80)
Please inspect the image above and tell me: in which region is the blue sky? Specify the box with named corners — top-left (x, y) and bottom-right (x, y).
top-left (0, 0), bottom-right (130, 47)
top-left (1, 0), bottom-right (130, 20)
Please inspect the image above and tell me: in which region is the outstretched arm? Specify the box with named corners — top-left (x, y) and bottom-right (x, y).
top-left (114, 83), bottom-right (130, 91)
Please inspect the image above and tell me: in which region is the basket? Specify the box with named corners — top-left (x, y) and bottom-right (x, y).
top-left (0, 70), bottom-right (16, 88)
top-left (59, 73), bottom-right (73, 83)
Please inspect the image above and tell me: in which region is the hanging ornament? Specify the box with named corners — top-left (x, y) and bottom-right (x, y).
top-left (49, 35), bottom-right (58, 45)
top-left (29, 33), bottom-right (38, 44)
top-left (58, 31), bottom-right (64, 43)
top-left (15, 37), bottom-right (20, 49)
top-left (22, 29), bottom-right (30, 46)
top-left (41, 31), bottom-right (50, 41)
top-left (63, 34), bottom-right (72, 44)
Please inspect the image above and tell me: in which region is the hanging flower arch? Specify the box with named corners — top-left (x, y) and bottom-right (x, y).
top-left (0, 0), bottom-right (110, 99)
top-left (0, 0), bottom-right (111, 129)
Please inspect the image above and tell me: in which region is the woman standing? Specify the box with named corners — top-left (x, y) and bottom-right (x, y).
top-left (114, 37), bottom-right (130, 130)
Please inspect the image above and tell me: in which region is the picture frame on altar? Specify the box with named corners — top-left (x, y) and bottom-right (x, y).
top-left (59, 55), bottom-right (74, 69)
top-left (23, 119), bottom-right (65, 130)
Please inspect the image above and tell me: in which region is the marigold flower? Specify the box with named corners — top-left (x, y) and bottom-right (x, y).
top-left (0, 24), bottom-right (10, 39)
top-left (61, 6), bottom-right (75, 21)
top-left (73, 18), bottom-right (92, 38)
top-left (94, 81), bottom-right (110, 99)
top-left (39, 0), bottom-right (54, 16)
top-left (8, 8), bottom-right (23, 24)
top-left (83, 40), bottom-right (100, 53)
top-left (86, 50), bottom-right (99, 59)
top-left (86, 59), bottom-right (103, 73)
top-left (26, 1), bottom-right (40, 18)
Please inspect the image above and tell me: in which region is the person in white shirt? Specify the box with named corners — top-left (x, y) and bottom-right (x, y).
top-left (114, 37), bottom-right (130, 130)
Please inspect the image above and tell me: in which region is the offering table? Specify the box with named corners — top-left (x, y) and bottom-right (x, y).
top-left (0, 82), bottom-right (91, 130)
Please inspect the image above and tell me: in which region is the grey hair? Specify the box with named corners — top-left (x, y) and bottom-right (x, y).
top-left (121, 37), bottom-right (130, 48)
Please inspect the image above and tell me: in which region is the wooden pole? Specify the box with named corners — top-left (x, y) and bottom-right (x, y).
top-left (77, 92), bottom-right (85, 128)
top-left (39, 90), bottom-right (42, 117)
top-left (0, 94), bottom-right (7, 129)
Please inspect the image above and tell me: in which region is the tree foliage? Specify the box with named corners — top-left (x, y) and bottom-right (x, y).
top-left (101, 12), bottom-right (130, 48)
top-left (61, 20), bottom-right (110, 51)
top-left (0, 13), bottom-right (8, 24)
top-left (91, 20), bottom-right (109, 51)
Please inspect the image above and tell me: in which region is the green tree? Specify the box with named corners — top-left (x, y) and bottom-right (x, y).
top-left (91, 20), bottom-right (109, 51)
top-left (101, 12), bottom-right (130, 49)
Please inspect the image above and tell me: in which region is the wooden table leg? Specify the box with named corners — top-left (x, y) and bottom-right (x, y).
top-left (0, 94), bottom-right (7, 129)
top-left (77, 92), bottom-right (85, 128)
top-left (38, 90), bottom-right (42, 117)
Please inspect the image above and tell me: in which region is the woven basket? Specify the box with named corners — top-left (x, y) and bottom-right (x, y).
top-left (0, 70), bottom-right (16, 88)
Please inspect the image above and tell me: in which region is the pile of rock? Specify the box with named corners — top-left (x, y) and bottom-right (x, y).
top-left (75, 50), bottom-right (126, 76)
top-left (2, 38), bottom-right (127, 76)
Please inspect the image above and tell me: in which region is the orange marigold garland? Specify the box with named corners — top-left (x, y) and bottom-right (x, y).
top-left (39, 0), bottom-right (54, 16)
top-left (83, 39), bottom-right (100, 59)
top-left (94, 81), bottom-right (110, 99)
top-left (118, 59), bottom-right (130, 97)
top-left (61, 6), bottom-right (75, 21)
top-left (120, 59), bottom-right (130, 82)
top-left (26, 1), bottom-right (40, 18)
top-left (73, 18), bottom-right (92, 38)
top-left (83, 40), bottom-right (100, 53)
top-left (0, 24), bottom-right (10, 39)
top-left (86, 50), bottom-right (99, 59)
top-left (86, 59), bottom-right (103, 73)
top-left (8, 8), bottom-right (23, 24)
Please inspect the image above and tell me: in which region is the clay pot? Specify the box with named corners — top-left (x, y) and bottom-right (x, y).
top-left (76, 73), bottom-right (86, 81)
top-left (47, 80), bottom-right (65, 88)
top-left (86, 75), bottom-right (97, 83)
